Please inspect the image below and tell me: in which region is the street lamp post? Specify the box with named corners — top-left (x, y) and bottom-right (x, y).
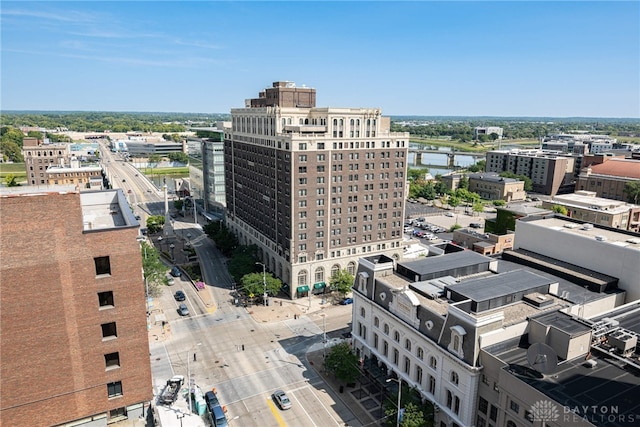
top-left (169, 244), bottom-right (175, 261)
top-left (386, 377), bottom-right (402, 427)
top-left (256, 262), bottom-right (267, 307)
top-left (186, 343), bottom-right (202, 415)
top-left (158, 236), bottom-right (163, 251)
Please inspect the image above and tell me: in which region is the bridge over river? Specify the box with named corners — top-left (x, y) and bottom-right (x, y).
top-left (408, 148), bottom-right (486, 169)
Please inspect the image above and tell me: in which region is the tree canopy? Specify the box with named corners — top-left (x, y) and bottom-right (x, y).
top-left (329, 269), bottom-right (354, 297)
top-left (240, 272), bottom-right (282, 298)
top-left (623, 181), bottom-right (640, 204)
top-left (324, 342), bottom-right (361, 384)
top-left (140, 241), bottom-right (166, 297)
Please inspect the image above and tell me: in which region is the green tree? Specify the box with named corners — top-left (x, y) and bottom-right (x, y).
top-left (1, 126), bottom-right (25, 147)
top-left (490, 132), bottom-right (500, 141)
top-left (407, 168), bottom-right (426, 182)
top-left (4, 174), bottom-right (19, 187)
top-left (448, 196), bottom-right (461, 212)
top-left (457, 175), bottom-right (469, 190)
top-left (623, 181), bottom-right (640, 204)
top-left (140, 241), bottom-right (166, 297)
top-left (329, 269), bottom-right (354, 297)
top-left (26, 130), bottom-right (43, 139)
top-left (499, 172), bottom-right (532, 191)
top-left (240, 272), bottom-right (282, 299)
top-left (324, 342), bottom-right (360, 384)
top-left (226, 245), bottom-right (258, 283)
top-left (467, 159), bottom-right (486, 173)
top-left (472, 202), bottom-right (485, 215)
top-left (168, 152), bottom-right (189, 164)
top-left (146, 215), bottom-right (165, 233)
top-left (552, 205), bottom-right (568, 215)
top-left (492, 199), bottom-right (506, 207)
top-left (0, 140), bottom-right (24, 162)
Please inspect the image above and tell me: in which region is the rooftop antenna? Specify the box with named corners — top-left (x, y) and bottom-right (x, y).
top-left (527, 343), bottom-right (558, 375)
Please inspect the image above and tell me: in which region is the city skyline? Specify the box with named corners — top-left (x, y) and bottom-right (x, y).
top-left (2, 1), bottom-right (639, 118)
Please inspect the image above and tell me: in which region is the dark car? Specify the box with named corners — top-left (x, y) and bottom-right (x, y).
top-left (272, 390), bottom-right (292, 410)
top-left (174, 290), bottom-right (186, 301)
top-left (204, 391), bottom-right (220, 411)
top-left (469, 223), bottom-right (482, 229)
top-left (122, 179), bottom-right (126, 182)
top-left (170, 266), bottom-right (181, 277)
top-left (339, 297), bottom-right (353, 305)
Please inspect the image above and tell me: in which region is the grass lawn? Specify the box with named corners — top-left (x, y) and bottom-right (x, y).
top-left (0, 163), bottom-right (27, 182)
top-left (141, 167), bottom-right (189, 175)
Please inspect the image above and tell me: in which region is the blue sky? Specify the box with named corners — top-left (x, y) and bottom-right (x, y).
top-left (2, 1), bottom-right (638, 117)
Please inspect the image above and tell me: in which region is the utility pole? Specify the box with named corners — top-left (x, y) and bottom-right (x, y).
top-left (256, 262), bottom-right (267, 306)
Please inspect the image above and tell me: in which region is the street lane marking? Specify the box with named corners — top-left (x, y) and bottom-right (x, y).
top-left (267, 399), bottom-right (287, 427)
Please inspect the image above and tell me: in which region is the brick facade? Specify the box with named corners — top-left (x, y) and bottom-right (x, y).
top-left (0, 190), bottom-right (152, 427)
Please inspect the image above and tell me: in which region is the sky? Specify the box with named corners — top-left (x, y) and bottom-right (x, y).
top-left (1, 1), bottom-right (639, 118)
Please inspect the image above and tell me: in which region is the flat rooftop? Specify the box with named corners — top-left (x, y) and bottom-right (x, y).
top-left (493, 343), bottom-right (640, 426)
top-left (522, 216), bottom-right (640, 250)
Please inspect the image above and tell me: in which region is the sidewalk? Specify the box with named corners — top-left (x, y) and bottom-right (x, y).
top-left (306, 349), bottom-right (385, 427)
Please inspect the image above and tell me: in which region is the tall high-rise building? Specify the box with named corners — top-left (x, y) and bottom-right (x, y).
top-left (224, 81), bottom-right (410, 299)
top-left (0, 187), bottom-right (152, 427)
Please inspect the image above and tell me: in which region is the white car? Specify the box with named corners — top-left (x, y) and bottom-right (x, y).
top-left (445, 212), bottom-right (455, 217)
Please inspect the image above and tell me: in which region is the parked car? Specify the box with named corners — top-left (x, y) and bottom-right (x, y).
top-left (272, 390), bottom-right (292, 410)
top-left (204, 391), bottom-right (220, 412)
top-left (339, 297), bottom-right (354, 305)
top-left (170, 266), bottom-right (181, 277)
top-left (210, 404), bottom-right (228, 427)
top-left (404, 226), bottom-right (413, 233)
top-left (470, 223), bottom-right (482, 229)
top-left (445, 212), bottom-right (455, 217)
top-left (177, 303), bottom-right (189, 316)
top-left (174, 290), bottom-right (186, 301)
top-left (166, 275), bottom-right (175, 286)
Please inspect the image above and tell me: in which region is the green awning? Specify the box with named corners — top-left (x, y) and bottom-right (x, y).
top-left (297, 285), bottom-right (310, 293)
top-left (313, 282), bottom-right (326, 289)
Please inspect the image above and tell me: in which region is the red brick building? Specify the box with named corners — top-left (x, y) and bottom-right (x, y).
top-left (0, 187), bottom-right (152, 427)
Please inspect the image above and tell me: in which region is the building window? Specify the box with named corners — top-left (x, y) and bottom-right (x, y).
top-left (416, 347), bottom-right (424, 360)
top-left (489, 405), bottom-right (498, 422)
top-left (416, 366), bottom-right (423, 385)
top-left (373, 333), bottom-right (378, 349)
top-left (109, 407), bottom-right (127, 420)
top-left (383, 324), bottom-right (389, 335)
top-left (478, 397), bottom-right (488, 414)
top-left (506, 422), bottom-right (516, 427)
top-left (98, 291), bottom-right (114, 308)
top-left (101, 322), bottom-right (117, 340)
top-left (510, 400), bottom-right (520, 414)
top-left (107, 381), bottom-right (123, 398)
top-left (454, 396), bottom-right (460, 414)
top-left (405, 339), bottom-right (411, 351)
top-left (404, 356), bottom-right (410, 374)
top-left (360, 307), bottom-right (366, 317)
top-left (451, 371), bottom-right (459, 385)
top-left (94, 256), bottom-right (111, 276)
top-left (524, 410), bottom-right (534, 422)
top-left (429, 356), bottom-right (437, 370)
top-left (393, 331), bottom-right (400, 342)
top-left (393, 349), bottom-right (399, 365)
top-left (428, 375), bottom-right (436, 394)
top-left (105, 352), bottom-right (120, 370)
top-left (383, 341), bottom-right (388, 357)
top-left (477, 415), bottom-right (486, 427)
top-left (446, 390), bottom-right (453, 408)
top-left (374, 317), bottom-right (379, 327)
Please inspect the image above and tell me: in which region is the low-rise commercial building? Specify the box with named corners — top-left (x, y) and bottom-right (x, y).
top-left (576, 158), bottom-right (640, 201)
top-left (542, 190), bottom-right (640, 232)
top-left (452, 228), bottom-right (515, 255)
top-left (468, 172), bottom-right (526, 202)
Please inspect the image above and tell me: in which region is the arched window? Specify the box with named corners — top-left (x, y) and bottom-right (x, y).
top-left (416, 347), bottom-right (424, 360)
top-left (314, 266), bottom-right (324, 283)
top-left (333, 119), bottom-right (338, 126)
top-left (383, 323), bottom-right (389, 335)
top-left (451, 371), bottom-right (459, 385)
top-left (331, 264), bottom-right (340, 278)
top-left (374, 317), bottom-right (379, 327)
top-left (506, 421), bottom-right (516, 427)
top-left (360, 307), bottom-right (365, 317)
top-left (297, 270), bottom-right (307, 286)
top-left (393, 331), bottom-right (400, 342)
top-left (347, 261), bottom-right (356, 275)
top-left (429, 356), bottom-right (437, 370)
top-left (405, 339), bottom-right (411, 351)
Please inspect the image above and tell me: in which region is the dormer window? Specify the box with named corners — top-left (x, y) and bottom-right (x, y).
top-left (448, 325), bottom-right (467, 358)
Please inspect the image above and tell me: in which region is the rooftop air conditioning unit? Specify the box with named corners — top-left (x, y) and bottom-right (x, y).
top-left (582, 224), bottom-right (594, 230)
